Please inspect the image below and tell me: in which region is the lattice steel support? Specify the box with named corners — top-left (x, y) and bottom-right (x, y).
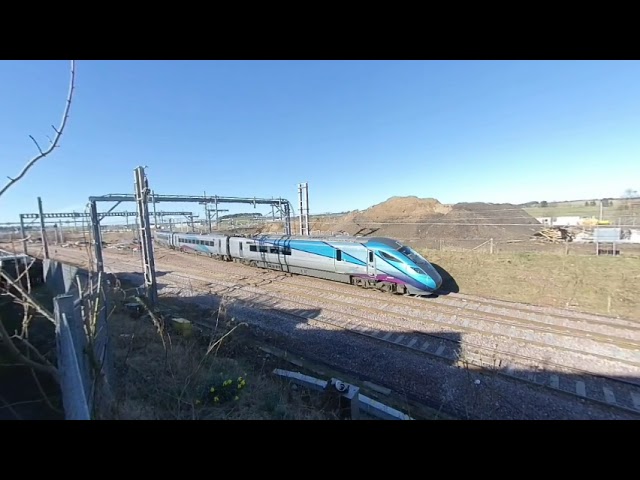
top-left (297, 182), bottom-right (310, 236)
top-left (134, 166), bottom-right (158, 306)
top-left (19, 215), bottom-right (27, 254)
top-left (37, 197), bottom-right (50, 259)
top-left (89, 201), bottom-right (104, 274)
top-left (284, 202), bottom-right (291, 235)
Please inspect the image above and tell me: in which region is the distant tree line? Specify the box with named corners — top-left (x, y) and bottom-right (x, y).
top-left (534, 198), bottom-right (617, 208)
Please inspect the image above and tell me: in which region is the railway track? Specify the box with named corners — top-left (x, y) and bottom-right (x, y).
top-left (156, 249), bottom-right (640, 332)
top-left (153, 269), bottom-right (640, 416)
top-left (25, 245), bottom-right (640, 417)
top-left (147, 251), bottom-right (640, 370)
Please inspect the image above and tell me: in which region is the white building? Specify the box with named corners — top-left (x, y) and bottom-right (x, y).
top-left (535, 216), bottom-right (582, 226)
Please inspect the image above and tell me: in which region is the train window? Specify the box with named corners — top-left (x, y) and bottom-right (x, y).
top-left (411, 267), bottom-right (426, 275)
top-left (369, 251), bottom-right (373, 263)
top-left (270, 248), bottom-right (279, 254)
top-left (259, 246), bottom-right (268, 253)
top-left (250, 245), bottom-right (257, 252)
top-left (379, 251), bottom-right (401, 263)
top-left (336, 249), bottom-right (342, 261)
top-left (218, 240), bottom-right (221, 249)
top-left (282, 248), bottom-right (291, 256)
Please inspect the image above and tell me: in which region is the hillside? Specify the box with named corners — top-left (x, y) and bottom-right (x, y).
top-left (251, 196), bottom-right (541, 241)
top-left (327, 197), bottom-right (540, 241)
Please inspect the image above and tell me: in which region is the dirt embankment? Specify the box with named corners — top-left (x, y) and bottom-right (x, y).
top-left (30, 196), bottom-right (540, 243)
top-left (292, 196), bottom-right (541, 241)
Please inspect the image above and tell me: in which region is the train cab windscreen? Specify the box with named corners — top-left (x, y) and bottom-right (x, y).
top-left (398, 245), bottom-right (432, 269)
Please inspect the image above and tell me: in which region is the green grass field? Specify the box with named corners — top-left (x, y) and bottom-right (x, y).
top-left (420, 249), bottom-right (640, 321)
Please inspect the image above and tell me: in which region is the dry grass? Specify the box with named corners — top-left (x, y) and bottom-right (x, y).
top-left (423, 249), bottom-right (640, 321)
top-left (109, 300), bottom-right (340, 420)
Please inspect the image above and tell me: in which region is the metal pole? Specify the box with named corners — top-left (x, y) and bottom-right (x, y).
top-left (284, 202), bottom-right (291, 236)
top-left (37, 197), bottom-right (49, 259)
top-left (19, 214), bottom-right (27, 254)
top-left (134, 166), bottom-right (158, 306)
top-left (298, 184), bottom-right (303, 235)
top-left (89, 201), bottom-right (104, 273)
top-left (304, 182), bottom-right (310, 236)
top-left (214, 196), bottom-right (219, 229)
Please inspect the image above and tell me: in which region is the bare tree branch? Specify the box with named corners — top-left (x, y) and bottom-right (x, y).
top-left (0, 60), bottom-right (76, 199)
top-left (0, 60), bottom-right (77, 413)
top-left (0, 270), bottom-right (56, 324)
top-left (0, 314), bottom-right (59, 382)
top-left (10, 332), bottom-right (55, 368)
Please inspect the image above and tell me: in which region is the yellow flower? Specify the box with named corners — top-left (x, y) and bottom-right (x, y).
top-left (214, 396), bottom-right (220, 403)
top-left (234, 396), bottom-right (239, 401)
top-left (237, 376), bottom-right (243, 382)
top-left (210, 387), bottom-right (215, 393)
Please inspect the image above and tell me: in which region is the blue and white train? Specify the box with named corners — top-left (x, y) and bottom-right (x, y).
top-left (153, 231), bottom-right (443, 295)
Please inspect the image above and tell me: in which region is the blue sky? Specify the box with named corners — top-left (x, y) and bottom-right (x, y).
top-left (1, 60), bottom-right (639, 223)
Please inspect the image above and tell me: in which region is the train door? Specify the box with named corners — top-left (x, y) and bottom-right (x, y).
top-left (366, 249), bottom-right (376, 277)
top-left (239, 241), bottom-right (244, 259)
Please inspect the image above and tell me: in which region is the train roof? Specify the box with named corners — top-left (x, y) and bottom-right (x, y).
top-left (252, 234), bottom-right (405, 249)
top-left (155, 231), bottom-right (406, 249)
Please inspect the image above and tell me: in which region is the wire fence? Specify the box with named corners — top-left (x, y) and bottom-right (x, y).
top-left (5, 223), bottom-right (640, 259)
top-left (402, 237), bottom-right (640, 256)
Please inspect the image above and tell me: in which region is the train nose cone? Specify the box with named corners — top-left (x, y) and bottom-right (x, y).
top-left (424, 270), bottom-right (442, 291)
top-left (424, 276), bottom-right (438, 291)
